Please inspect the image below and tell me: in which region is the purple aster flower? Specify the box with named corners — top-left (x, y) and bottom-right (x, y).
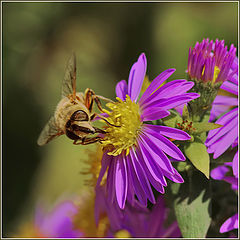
top-left (35, 200), bottom-right (83, 238)
top-left (95, 185), bottom-right (181, 238)
top-left (205, 58), bottom-right (238, 160)
top-left (211, 163), bottom-right (238, 233)
top-left (187, 38), bottom-right (236, 84)
top-left (98, 53), bottom-right (199, 209)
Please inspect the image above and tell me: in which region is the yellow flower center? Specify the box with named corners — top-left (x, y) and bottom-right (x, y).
top-left (101, 95), bottom-right (142, 156)
top-left (114, 229), bottom-right (132, 238)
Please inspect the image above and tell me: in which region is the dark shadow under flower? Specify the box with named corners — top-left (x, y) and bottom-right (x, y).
top-left (211, 162), bottom-right (238, 233)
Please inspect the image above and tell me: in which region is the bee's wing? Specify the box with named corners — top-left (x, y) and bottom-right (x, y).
top-left (62, 53), bottom-right (77, 98)
top-left (37, 117), bottom-right (63, 146)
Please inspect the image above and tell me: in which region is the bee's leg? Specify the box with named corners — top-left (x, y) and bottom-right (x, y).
top-left (73, 139), bottom-right (82, 145)
top-left (96, 95), bottom-right (114, 103)
top-left (95, 113), bottom-right (120, 128)
top-left (90, 113), bottom-right (96, 121)
top-left (91, 112), bottom-right (119, 129)
top-left (84, 88), bottom-right (95, 113)
top-left (85, 88), bottom-right (109, 113)
top-left (93, 95), bottom-right (104, 112)
top-left (73, 136), bottom-right (102, 145)
top-left (93, 126), bottom-right (106, 134)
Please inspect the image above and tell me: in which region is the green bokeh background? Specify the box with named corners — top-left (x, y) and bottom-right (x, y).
top-left (2, 1), bottom-right (238, 236)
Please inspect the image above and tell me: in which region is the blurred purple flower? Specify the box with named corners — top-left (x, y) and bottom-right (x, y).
top-left (35, 200), bottom-right (83, 238)
top-left (205, 58), bottom-right (238, 160)
top-left (211, 162), bottom-right (238, 190)
top-left (211, 163), bottom-right (238, 233)
top-left (95, 185), bottom-right (181, 238)
top-left (187, 38), bottom-right (237, 84)
top-left (220, 213), bottom-right (239, 234)
top-left (99, 53), bottom-right (199, 209)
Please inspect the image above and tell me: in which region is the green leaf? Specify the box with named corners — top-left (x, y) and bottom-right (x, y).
top-left (184, 138), bottom-right (210, 178)
top-left (162, 110), bottom-right (182, 128)
top-left (171, 171), bottom-right (211, 238)
top-left (193, 122), bottom-right (222, 134)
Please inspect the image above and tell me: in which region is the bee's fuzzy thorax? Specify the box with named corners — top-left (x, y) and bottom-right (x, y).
top-left (54, 93), bottom-right (89, 132)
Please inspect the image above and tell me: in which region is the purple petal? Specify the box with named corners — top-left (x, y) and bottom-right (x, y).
top-left (206, 114), bottom-right (238, 146)
top-left (232, 138), bottom-right (238, 148)
top-left (141, 79), bottom-right (186, 107)
top-left (212, 95), bottom-right (238, 106)
top-left (232, 151), bottom-right (238, 177)
top-left (115, 80), bottom-right (128, 100)
top-left (143, 93), bottom-right (200, 111)
top-left (221, 80), bottom-right (238, 96)
top-left (220, 213), bottom-right (239, 233)
top-left (223, 176), bottom-right (238, 190)
top-left (231, 56), bottom-right (238, 71)
top-left (206, 108), bottom-right (238, 140)
top-left (209, 124), bottom-right (238, 158)
top-left (161, 168), bottom-right (184, 183)
top-left (139, 68), bottom-right (176, 104)
top-left (137, 149), bottom-right (165, 194)
top-left (175, 104), bottom-right (185, 116)
top-left (209, 104), bottom-right (229, 121)
top-left (157, 81), bottom-right (195, 99)
top-left (145, 124), bottom-right (191, 140)
top-left (128, 53), bottom-right (147, 102)
top-left (126, 180), bottom-right (135, 206)
top-left (129, 148), bottom-right (155, 204)
top-left (141, 108), bottom-right (170, 121)
top-left (126, 154), bottom-right (147, 206)
top-left (107, 159), bottom-right (116, 203)
top-left (228, 71), bottom-right (238, 85)
top-left (115, 156), bottom-right (128, 209)
top-left (137, 138), bottom-right (167, 187)
top-left (140, 133), bottom-right (175, 175)
top-left (143, 126), bottom-right (186, 160)
top-left (36, 201), bottom-right (82, 238)
top-left (210, 165), bottom-right (229, 180)
top-left (141, 79), bottom-right (194, 108)
top-left (209, 94), bottom-right (238, 121)
top-left (147, 196), bottom-right (165, 237)
top-left (97, 152), bottom-right (112, 186)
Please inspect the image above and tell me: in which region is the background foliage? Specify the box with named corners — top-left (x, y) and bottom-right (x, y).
top-left (2, 1), bottom-right (238, 236)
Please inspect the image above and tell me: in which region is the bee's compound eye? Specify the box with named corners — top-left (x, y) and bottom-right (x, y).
top-left (71, 110), bottom-right (89, 121)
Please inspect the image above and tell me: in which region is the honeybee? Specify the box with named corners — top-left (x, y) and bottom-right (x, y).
top-left (37, 53), bottom-right (111, 146)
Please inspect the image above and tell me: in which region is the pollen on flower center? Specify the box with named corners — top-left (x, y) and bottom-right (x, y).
top-left (101, 95), bottom-right (142, 156)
